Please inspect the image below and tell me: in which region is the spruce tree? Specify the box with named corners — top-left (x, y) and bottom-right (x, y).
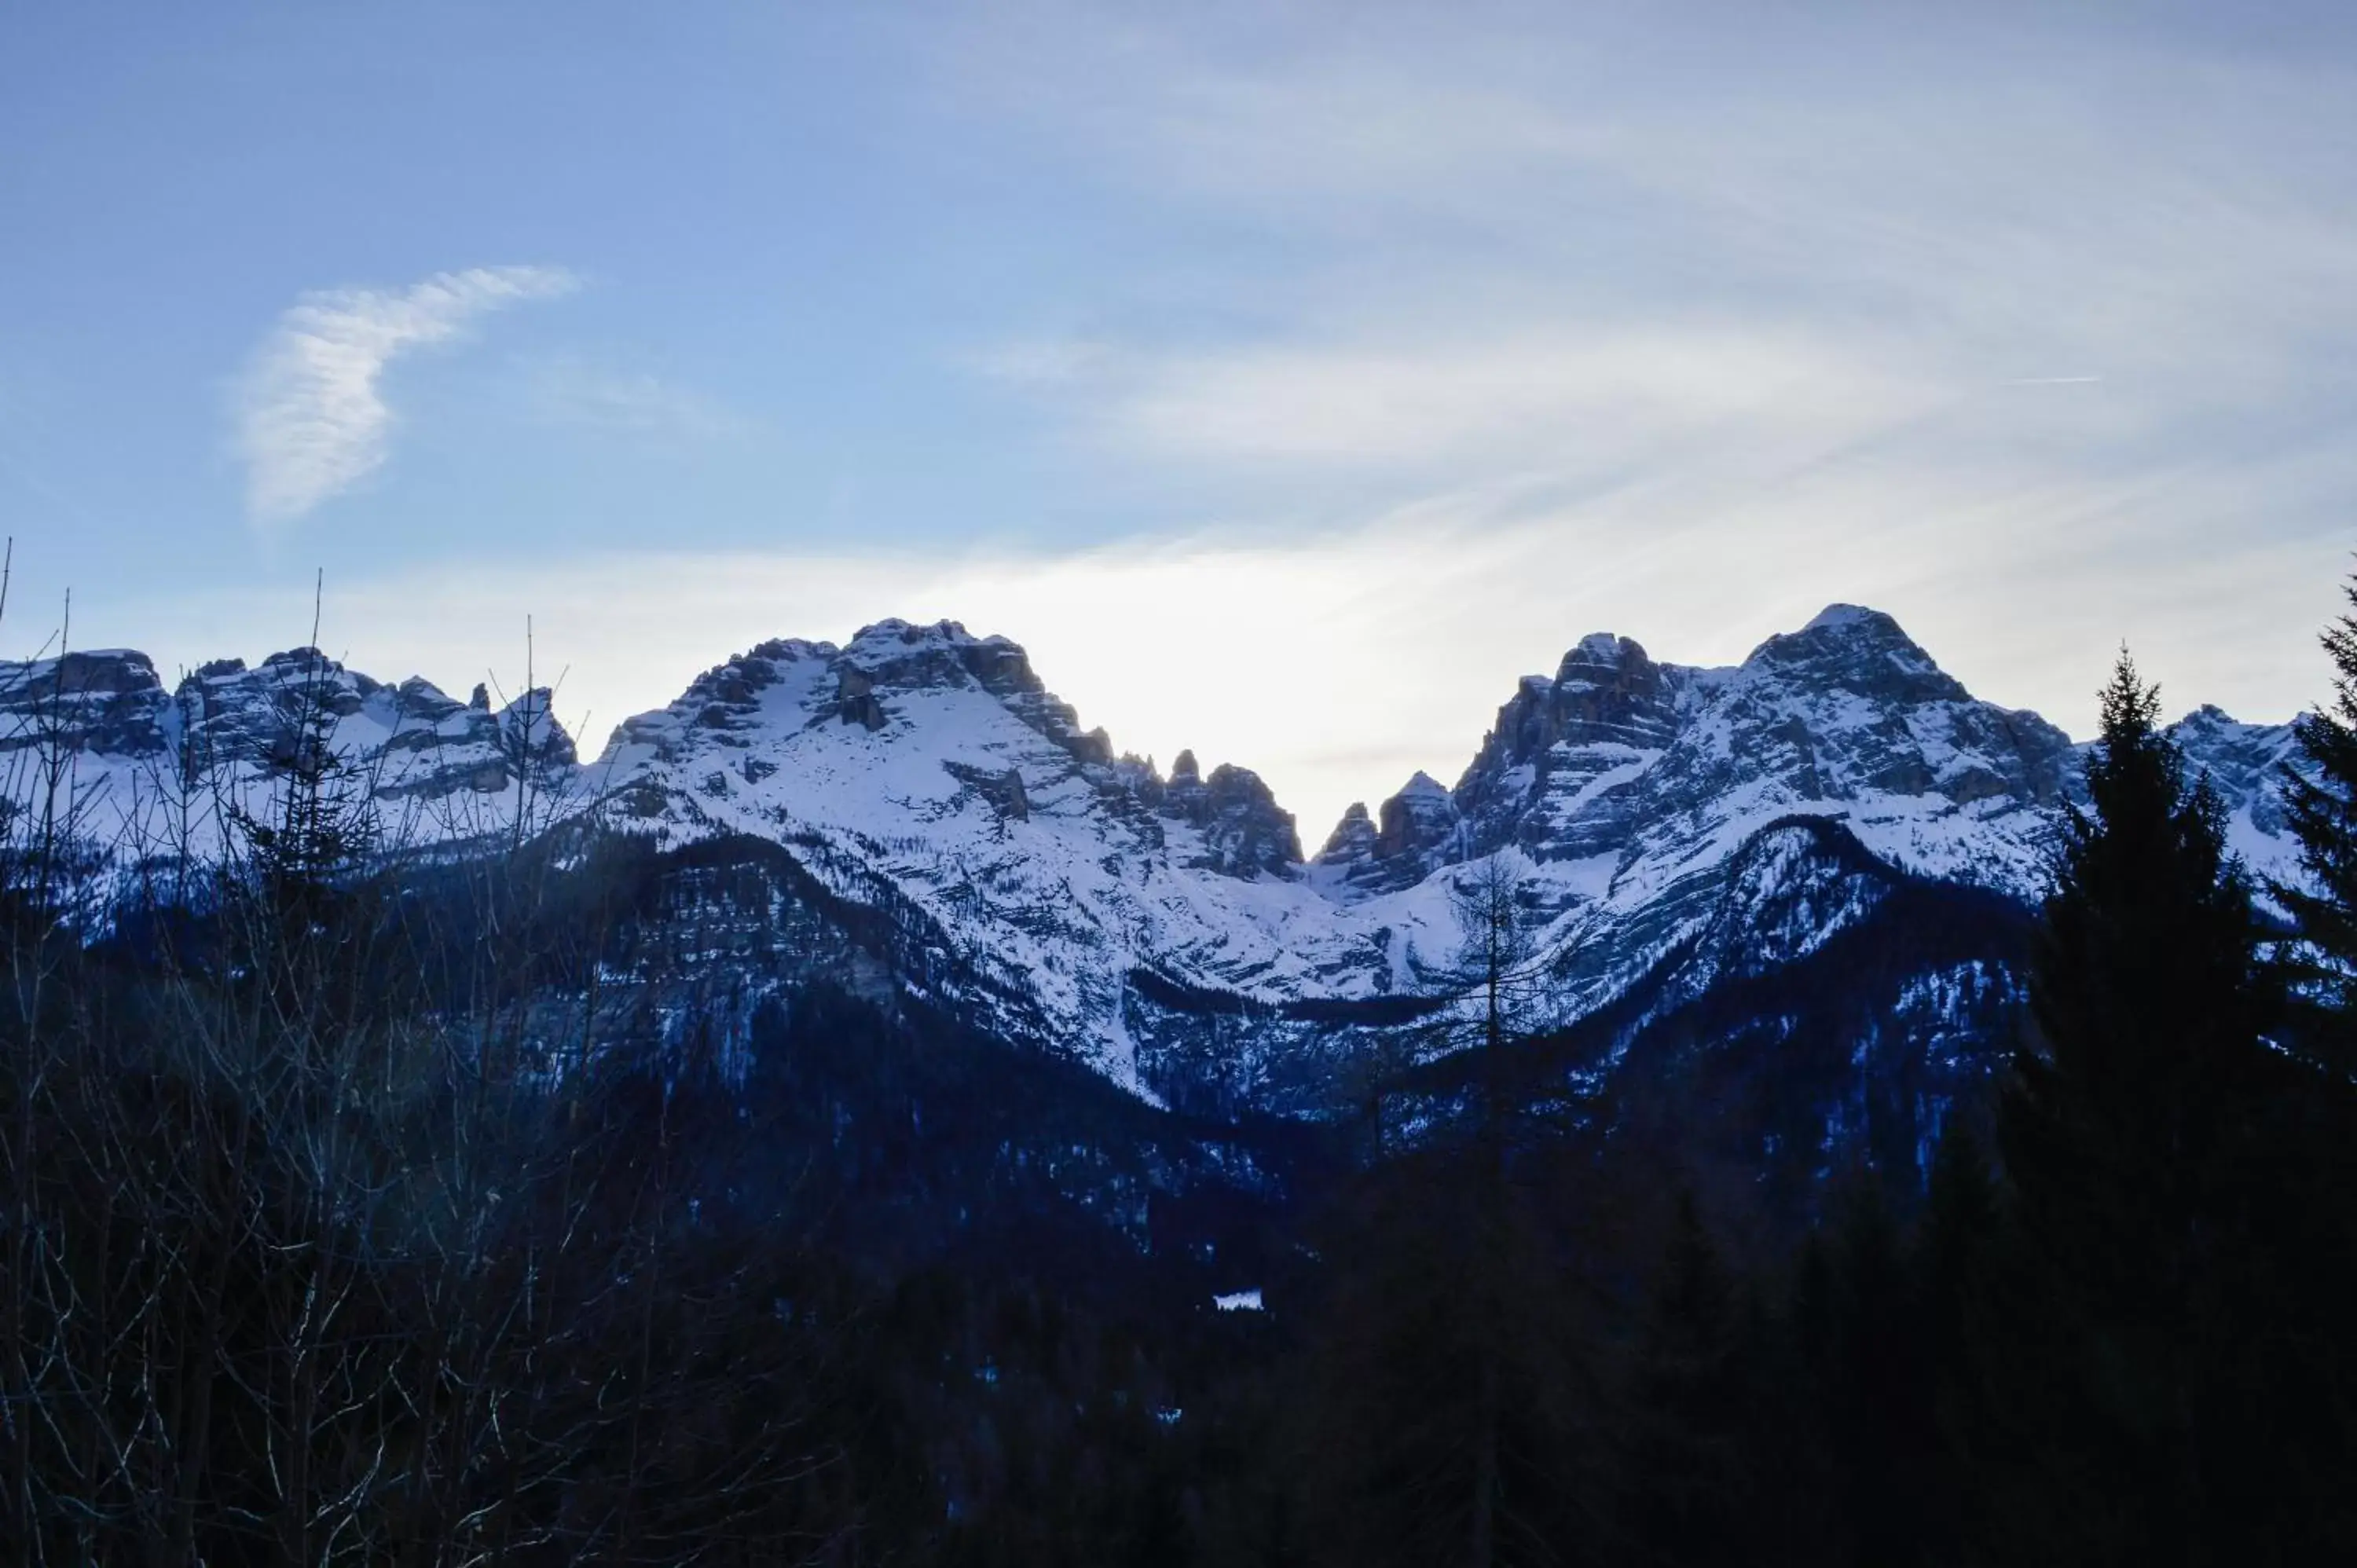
top-left (1996, 650), bottom-right (2274, 1563)
top-left (2251, 573), bottom-right (2357, 1552)
top-left (2274, 570), bottom-right (2357, 1068)
top-left (1915, 1123), bottom-right (2000, 1564)
top-left (1620, 1192), bottom-right (1753, 1566)
top-left (1810, 1178), bottom-right (1933, 1568)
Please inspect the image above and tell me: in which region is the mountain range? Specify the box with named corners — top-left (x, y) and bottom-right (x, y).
top-left (2, 604), bottom-right (2307, 1197)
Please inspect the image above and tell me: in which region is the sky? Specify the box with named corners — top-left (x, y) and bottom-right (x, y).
top-left (4, 1), bottom-right (2356, 842)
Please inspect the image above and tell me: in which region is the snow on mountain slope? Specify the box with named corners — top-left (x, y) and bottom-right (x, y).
top-left (575, 606), bottom-right (2308, 1094)
top-left (1307, 607), bottom-right (2304, 1024)
top-left (590, 620), bottom-right (1436, 1089)
top-left (4, 606), bottom-right (2311, 1105)
top-left (1360, 606), bottom-right (2077, 901)
top-left (2164, 703), bottom-right (2306, 881)
top-left (0, 645), bottom-right (575, 871)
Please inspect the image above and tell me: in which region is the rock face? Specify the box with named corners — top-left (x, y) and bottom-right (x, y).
top-left (591, 619), bottom-right (1355, 1093)
top-left (1315, 801), bottom-right (1378, 869)
top-left (1367, 606), bottom-right (2078, 903)
top-left (1163, 759), bottom-right (1302, 878)
top-left (2, 606), bottom-right (2310, 1134)
top-left (1327, 771), bottom-right (1460, 895)
top-left (0, 644), bottom-right (574, 855)
top-left (0, 650), bottom-right (175, 760)
top-left (1451, 632), bottom-right (1709, 866)
top-left (2167, 703), bottom-right (2304, 866)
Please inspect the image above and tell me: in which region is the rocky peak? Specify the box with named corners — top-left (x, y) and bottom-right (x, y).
top-left (1545, 634), bottom-right (1684, 750)
top-left (1314, 604), bottom-right (2088, 905)
top-left (366, 681), bottom-right (575, 800)
top-left (611, 638), bottom-right (818, 757)
top-left (0, 640), bottom-right (583, 859)
top-left (1739, 605), bottom-right (1969, 708)
top-left (607, 619), bottom-right (1113, 760)
top-left (2171, 704), bottom-right (2293, 764)
top-left (495, 688), bottom-right (575, 768)
top-left (837, 619), bottom-right (1028, 694)
top-left (177, 648), bottom-right (577, 797)
top-left (1377, 772), bottom-right (1458, 861)
top-left (2161, 705), bottom-right (2304, 842)
top-left (1161, 760), bottom-right (1302, 880)
top-left (1318, 770), bottom-right (1461, 896)
top-left (1317, 800), bottom-right (1378, 868)
top-left (175, 647), bottom-right (383, 768)
top-left (1587, 611), bottom-right (2076, 898)
top-left (0, 649), bottom-right (171, 757)
top-left (1446, 631), bottom-right (1706, 866)
top-left (831, 620), bottom-right (1113, 764)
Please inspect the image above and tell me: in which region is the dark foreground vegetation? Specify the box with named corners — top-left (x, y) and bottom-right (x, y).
top-left (7, 583), bottom-right (2357, 1565)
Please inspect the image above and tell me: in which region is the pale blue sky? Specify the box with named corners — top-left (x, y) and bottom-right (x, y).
top-left (5, 2), bottom-right (2356, 837)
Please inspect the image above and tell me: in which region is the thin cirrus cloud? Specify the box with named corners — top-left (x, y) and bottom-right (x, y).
top-left (948, 5), bottom-right (2357, 493)
top-left (1089, 328), bottom-right (1937, 473)
top-left (234, 265), bottom-right (577, 528)
top-left (522, 357), bottom-right (752, 443)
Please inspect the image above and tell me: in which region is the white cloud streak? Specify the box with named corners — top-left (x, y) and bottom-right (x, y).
top-left (955, 5), bottom-right (2357, 522)
top-left (522, 357), bottom-right (750, 442)
top-left (236, 266), bottom-right (577, 526)
top-left (1099, 327), bottom-right (1934, 472)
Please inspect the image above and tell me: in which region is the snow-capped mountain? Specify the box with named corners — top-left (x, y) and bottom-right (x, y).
top-left (1332, 606), bottom-right (2081, 903)
top-left (2, 606), bottom-right (2307, 1124)
top-left (0, 644), bottom-right (574, 867)
top-left (591, 608), bottom-right (2300, 1093)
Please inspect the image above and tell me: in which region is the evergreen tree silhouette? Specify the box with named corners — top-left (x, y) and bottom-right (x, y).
top-left (2275, 568), bottom-right (2357, 1073)
top-left (1620, 1191), bottom-right (1753, 1566)
top-left (1996, 649), bottom-right (2275, 1563)
top-left (1914, 1121), bottom-right (2000, 1564)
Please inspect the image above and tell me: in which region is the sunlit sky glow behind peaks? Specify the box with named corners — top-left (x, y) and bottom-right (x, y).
top-left (5, 2), bottom-right (2356, 841)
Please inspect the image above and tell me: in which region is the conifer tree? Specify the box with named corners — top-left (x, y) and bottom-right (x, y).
top-left (1802, 1178), bottom-right (1936, 1568)
top-left (1620, 1192), bottom-right (1753, 1565)
top-left (1914, 1121), bottom-right (1998, 1561)
top-left (2274, 569), bottom-right (2357, 1068)
top-left (1996, 649), bottom-right (2275, 1562)
top-left (2248, 573), bottom-right (2357, 1550)
top-left (2003, 652), bottom-right (2269, 1265)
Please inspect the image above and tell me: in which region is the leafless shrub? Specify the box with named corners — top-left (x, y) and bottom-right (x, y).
top-left (1, 570), bottom-right (841, 1563)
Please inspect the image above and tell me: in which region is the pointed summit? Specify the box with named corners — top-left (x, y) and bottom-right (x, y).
top-left (1311, 768), bottom-right (1465, 895)
top-left (1802, 603), bottom-right (1886, 634)
top-left (1374, 771), bottom-right (1460, 863)
top-left (1316, 800), bottom-right (1378, 868)
top-left (1746, 604), bottom-right (1963, 706)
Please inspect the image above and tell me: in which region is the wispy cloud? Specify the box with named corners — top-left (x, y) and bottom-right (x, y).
top-left (968, 336), bottom-right (1114, 390)
top-left (236, 266), bottom-right (577, 527)
top-left (1095, 327), bottom-right (1933, 474)
top-left (522, 357), bottom-right (750, 442)
top-left (950, 5), bottom-right (2357, 516)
